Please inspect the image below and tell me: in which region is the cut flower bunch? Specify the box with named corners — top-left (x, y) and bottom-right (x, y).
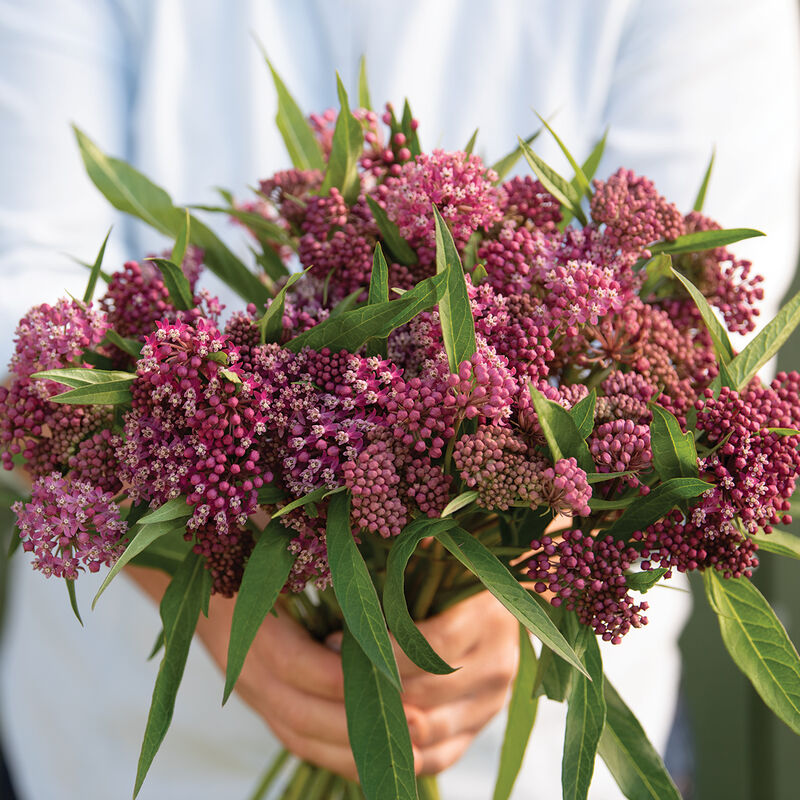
top-left (3, 57), bottom-right (800, 800)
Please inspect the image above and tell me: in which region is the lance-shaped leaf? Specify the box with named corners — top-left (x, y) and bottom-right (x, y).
top-left (134, 551), bottom-right (206, 797)
top-left (437, 526), bottom-right (588, 677)
top-left (224, 522), bottom-right (296, 703)
top-left (342, 626), bottom-right (417, 800)
top-left (193, 206), bottom-right (294, 250)
top-left (670, 266), bottom-right (733, 363)
top-left (365, 196), bottom-right (418, 265)
top-left (327, 492), bottom-right (401, 689)
top-left (366, 244), bottom-right (390, 358)
top-left (492, 625), bottom-right (538, 800)
top-left (535, 112), bottom-right (591, 198)
top-left (321, 75), bottom-right (363, 205)
top-left (625, 568), bottom-right (669, 594)
top-left (32, 367), bottom-right (135, 388)
top-left (66, 578), bottom-right (83, 626)
top-left (440, 490), bottom-right (478, 518)
top-left (519, 138), bottom-right (587, 226)
top-left (82, 227), bottom-right (112, 303)
top-left (285, 270), bottom-right (447, 354)
top-left (93, 516), bottom-right (188, 608)
top-left (603, 477), bottom-right (711, 540)
top-left (147, 257), bottom-right (195, 311)
top-left (705, 570), bottom-right (800, 735)
top-left (270, 485), bottom-right (343, 519)
top-left (358, 55), bottom-right (372, 110)
top-left (129, 527), bottom-right (193, 575)
top-left (74, 127), bottom-right (269, 305)
top-left (171, 209), bottom-right (190, 271)
top-left (490, 129), bottom-right (542, 182)
top-left (562, 621), bottom-right (606, 800)
top-left (261, 54), bottom-right (324, 171)
top-left (383, 518), bottom-right (459, 675)
top-left (258, 269), bottom-right (309, 344)
top-left (401, 100), bottom-right (421, 157)
top-left (599, 680), bottom-right (681, 800)
top-left (464, 128), bottom-right (479, 156)
top-left (433, 205), bottom-right (477, 373)
top-left (749, 528), bottom-right (800, 560)
top-left (529, 385), bottom-right (594, 473)
top-left (138, 497), bottom-right (193, 526)
top-left (725, 287), bottom-right (800, 390)
top-left (104, 329), bottom-right (142, 359)
top-left (638, 253), bottom-right (674, 300)
top-left (569, 390), bottom-right (596, 440)
top-left (693, 149), bottom-right (715, 213)
top-left (649, 228), bottom-right (764, 255)
top-left (649, 403), bottom-right (699, 482)
top-left (535, 644), bottom-right (575, 702)
top-left (48, 380), bottom-right (134, 406)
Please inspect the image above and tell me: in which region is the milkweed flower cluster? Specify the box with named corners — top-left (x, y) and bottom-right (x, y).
top-left (4, 95), bottom-right (799, 644)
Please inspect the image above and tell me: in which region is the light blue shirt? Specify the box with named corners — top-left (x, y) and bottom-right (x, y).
top-left (0, 1), bottom-right (798, 798)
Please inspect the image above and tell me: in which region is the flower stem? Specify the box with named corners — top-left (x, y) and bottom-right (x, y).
top-left (248, 749), bottom-right (290, 800)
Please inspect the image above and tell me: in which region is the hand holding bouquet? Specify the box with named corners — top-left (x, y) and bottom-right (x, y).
top-left (3, 59), bottom-right (800, 800)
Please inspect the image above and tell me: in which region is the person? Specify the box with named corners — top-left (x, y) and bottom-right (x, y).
top-left (0, 1), bottom-right (798, 798)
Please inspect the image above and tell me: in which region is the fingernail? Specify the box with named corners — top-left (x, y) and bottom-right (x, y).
top-left (325, 633), bottom-right (342, 652)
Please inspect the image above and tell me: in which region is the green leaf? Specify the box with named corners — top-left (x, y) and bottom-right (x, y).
top-left (104, 329), bottom-right (143, 359)
top-left (48, 380), bottom-right (134, 406)
top-left (726, 287), bottom-right (800, 390)
top-left (271, 485), bottom-right (340, 519)
top-left (437, 526), bottom-right (589, 677)
top-left (93, 517), bottom-right (187, 608)
top-left (171, 209), bottom-right (190, 271)
top-left (400, 100), bottom-right (421, 157)
top-left (129, 527), bottom-right (193, 575)
top-left (383, 518), bottom-right (459, 675)
top-left (649, 403), bottom-right (699, 482)
top-left (82, 227), bottom-right (112, 303)
top-left (74, 127), bottom-right (269, 306)
top-left (492, 624), bottom-right (538, 800)
top-left (535, 112), bottom-right (591, 199)
top-left (693, 148), bottom-right (715, 213)
top-left (519, 138), bottom-right (587, 226)
top-left (637, 253), bottom-right (674, 300)
top-left (649, 228), bottom-right (764, 255)
top-left (146, 257), bottom-right (195, 311)
top-left (588, 495), bottom-right (638, 511)
top-left (66, 578), bottom-right (83, 626)
top-left (586, 470), bottom-right (636, 484)
top-left (529, 385), bottom-right (594, 474)
top-left (569, 390), bottom-right (596, 440)
top-left (134, 551), bottom-right (206, 797)
top-left (366, 244), bottom-right (390, 359)
top-left (193, 206), bottom-right (294, 249)
top-left (535, 643), bottom-right (574, 702)
top-left (433, 205), bottom-right (477, 373)
top-left (490, 129), bottom-right (542, 182)
top-left (327, 492), bottom-right (401, 689)
top-left (138, 497), bottom-right (193, 526)
top-left (256, 485), bottom-right (285, 505)
top-left (286, 270), bottom-right (447, 354)
top-left (625, 569), bottom-right (668, 594)
top-left (357, 55), bottom-right (372, 110)
top-left (321, 75), bottom-right (363, 205)
top-left (579, 129), bottom-right (608, 185)
top-left (257, 269), bottom-right (309, 344)
top-left (329, 288), bottom-right (363, 318)
top-left (766, 427), bottom-right (800, 436)
top-left (750, 529), bottom-right (800, 560)
top-left (562, 622), bottom-right (606, 800)
top-left (464, 128), bottom-right (479, 156)
top-left (599, 680), bottom-right (681, 800)
top-left (261, 53), bottom-right (325, 171)
top-left (32, 367), bottom-right (135, 388)
top-left (341, 626), bottom-right (418, 800)
top-left (705, 571), bottom-right (800, 735)
top-left (440, 490), bottom-right (478, 518)
top-left (365, 196), bottom-right (418, 266)
top-left (603, 477), bottom-right (712, 541)
top-left (670, 265), bottom-right (734, 363)
top-left (223, 521), bottom-right (295, 703)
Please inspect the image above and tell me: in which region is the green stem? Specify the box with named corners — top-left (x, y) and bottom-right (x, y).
top-left (304, 766), bottom-right (336, 799)
top-left (417, 774), bottom-right (442, 800)
top-left (412, 554), bottom-right (447, 620)
top-left (248, 749), bottom-right (290, 800)
top-left (281, 762), bottom-right (314, 800)
top-left (345, 780), bottom-right (365, 799)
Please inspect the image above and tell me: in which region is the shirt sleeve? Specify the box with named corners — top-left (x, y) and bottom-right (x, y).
top-left (599, 0), bottom-right (800, 335)
top-left (0, 0), bottom-right (139, 368)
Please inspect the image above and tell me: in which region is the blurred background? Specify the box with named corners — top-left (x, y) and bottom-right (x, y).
top-left (0, 1), bottom-right (798, 798)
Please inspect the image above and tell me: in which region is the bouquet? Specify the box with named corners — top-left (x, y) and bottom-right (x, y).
top-left (3, 57), bottom-right (800, 800)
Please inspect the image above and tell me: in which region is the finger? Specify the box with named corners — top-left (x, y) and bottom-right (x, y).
top-left (407, 686), bottom-right (510, 748)
top-left (238, 669), bottom-right (351, 745)
top-left (268, 716), bottom-right (360, 781)
top-left (255, 610), bottom-right (345, 701)
top-left (416, 732), bottom-right (476, 776)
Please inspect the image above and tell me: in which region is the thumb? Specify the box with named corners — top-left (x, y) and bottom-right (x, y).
top-left (325, 631), bottom-right (343, 652)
